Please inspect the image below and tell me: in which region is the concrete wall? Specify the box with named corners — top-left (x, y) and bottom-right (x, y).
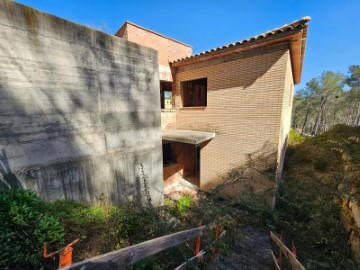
top-left (116, 22), bottom-right (192, 82)
top-left (0, 1), bottom-right (163, 205)
top-left (173, 45), bottom-right (290, 190)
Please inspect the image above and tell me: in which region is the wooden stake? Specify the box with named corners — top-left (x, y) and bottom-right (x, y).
top-left (279, 231), bottom-right (284, 270)
top-left (195, 221), bottom-right (202, 254)
top-left (212, 224), bottom-right (220, 254)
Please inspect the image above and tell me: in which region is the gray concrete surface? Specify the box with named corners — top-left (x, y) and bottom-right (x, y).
top-left (162, 129), bottom-right (215, 145)
top-left (0, 1), bottom-right (163, 205)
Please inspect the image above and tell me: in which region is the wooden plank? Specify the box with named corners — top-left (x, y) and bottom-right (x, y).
top-left (174, 250), bottom-right (206, 270)
top-left (61, 223), bottom-right (215, 270)
top-left (174, 230), bottom-right (227, 270)
top-left (270, 232), bottom-right (306, 270)
top-left (271, 251), bottom-right (281, 270)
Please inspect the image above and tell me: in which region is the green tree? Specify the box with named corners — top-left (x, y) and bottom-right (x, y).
top-left (292, 70), bottom-right (349, 134)
top-left (310, 71), bottom-right (345, 135)
top-left (344, 65), bottom-right (360, 126)
top-left (293, 86), bottom-right (319, 134)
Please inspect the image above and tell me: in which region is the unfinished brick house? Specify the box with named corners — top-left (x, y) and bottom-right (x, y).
top-left (116, 18), bottom-right (310, 192)
top-left (0, 1), bottom-right (310, 204)
top-left (117, 18), bottom-right (311, 193)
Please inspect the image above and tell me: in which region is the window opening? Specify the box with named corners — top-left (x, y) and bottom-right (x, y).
top-left (160, 81), bottom-right (173, 109)
top-left (182, 78), bottom-right (207, 107)
top-left (162, 143), bottom-right (176, 165)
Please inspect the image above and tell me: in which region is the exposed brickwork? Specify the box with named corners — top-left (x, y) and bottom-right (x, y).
top-left (115, 22), bottom-right (192, 81)
top-left (173, 46), bottom-right (291, 189)
top-left (115, 22), bottom-right (297, 191)
top-left (161, 111), bottom-right (177, 129)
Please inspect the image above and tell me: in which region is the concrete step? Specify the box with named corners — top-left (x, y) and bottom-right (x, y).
top-left (163, 179), bottom-right (199, 200)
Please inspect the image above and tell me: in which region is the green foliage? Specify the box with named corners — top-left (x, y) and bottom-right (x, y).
top-left (1, 172), bottom-right (249, 270)
top-left (288, 129), bottom-right (305, 145)
top-left (292, 66), bottom-right (360, 135)
top-left (132, 256), bottom-right (163, 270)
top-left (165, 194), bottom-right (193, 218)
top-left (2, 191), bottom-right (179, 269)
top-left (0, 189), bottom-right (64, 270)
top-left (177, 194), bottom-right (192, 214)
top-left (236, 187), bottom-right (273, 225)
top-left (139, 163), bottom-right (153, 208)
top-left (345, 65), bottom-right (360, 90)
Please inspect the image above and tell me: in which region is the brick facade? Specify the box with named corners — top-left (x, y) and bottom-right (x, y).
top-left (114, 19), bottom-right (308, 191)
top-left (160, 111), bottom-right (176, 129)
top-left (173, 45), bottom-right (292, 189)
top-left (115, 22), bottom-right (192, 82)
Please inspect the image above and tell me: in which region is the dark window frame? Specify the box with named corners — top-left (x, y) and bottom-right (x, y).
top-left (182, 78), bottom-right (207, 107)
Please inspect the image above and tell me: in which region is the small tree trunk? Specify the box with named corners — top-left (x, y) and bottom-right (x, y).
top-left (354, 102), bottom-right (360, 126)
top-left (301, 106), bottom-right (310, 134)
top-left (313, 95), bottom-right (327, 135)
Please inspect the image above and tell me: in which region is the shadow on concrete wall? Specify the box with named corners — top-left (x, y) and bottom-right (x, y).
top-left (0, 3), bottom-right (162, 205)
top-left (0, 149), bottom-right (22, 189)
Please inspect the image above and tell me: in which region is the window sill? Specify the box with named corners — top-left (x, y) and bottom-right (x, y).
top-left (180, 106), bottom-right (207, 110)
top-left (161, 109), bottom-right (176, 112)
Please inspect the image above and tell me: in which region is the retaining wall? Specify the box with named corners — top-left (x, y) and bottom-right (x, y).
top-left (0, 1), bottom-right (163, 205)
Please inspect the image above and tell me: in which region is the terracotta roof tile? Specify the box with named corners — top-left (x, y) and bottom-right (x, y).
top-left (171, 16), bottom-right (311, 65)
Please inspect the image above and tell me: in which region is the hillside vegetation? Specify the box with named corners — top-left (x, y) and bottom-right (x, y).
top-left (0, 182), bottom-right (270, 269)
top-left (275, 125), bottom-right (360, 269)
top-left (2, 125), bottom-right (359, 269)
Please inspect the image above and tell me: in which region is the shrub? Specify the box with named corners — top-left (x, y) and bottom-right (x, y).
top-left (0, 189), bottom-right (64, 269)
top-left (177, 195), bottom-right (192, 214)
top-left (288, 129), bottom-right (305, 145)
top-left (165, 194), bottom-right (193, 218)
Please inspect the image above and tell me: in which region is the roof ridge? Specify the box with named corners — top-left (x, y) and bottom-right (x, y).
top-left (116, 21), bottom-right (192, 48)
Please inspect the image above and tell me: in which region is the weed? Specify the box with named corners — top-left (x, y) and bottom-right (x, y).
top-left (0, 189), bottom-right (65, 269)
top-left (166, 194), bottom-right (193, 218)
top-left (177, 194), bottom-right (192, 214)
top-left (139, 163), bottom-right (152, 208)
top-left (288, 129), bottom-right (305, 145)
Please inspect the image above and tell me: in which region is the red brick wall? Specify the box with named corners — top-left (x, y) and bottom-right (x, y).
top-left (116, 23), bottom-right (191, 81)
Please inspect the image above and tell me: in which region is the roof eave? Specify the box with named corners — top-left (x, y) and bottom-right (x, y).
top-left (171, 27), bottom-right (308, 85)
top-left (292, 23), bottom-right (309, 84)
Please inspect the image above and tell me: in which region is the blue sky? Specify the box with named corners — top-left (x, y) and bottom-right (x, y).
top-left (16, 0), bottom-right (360, 91)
